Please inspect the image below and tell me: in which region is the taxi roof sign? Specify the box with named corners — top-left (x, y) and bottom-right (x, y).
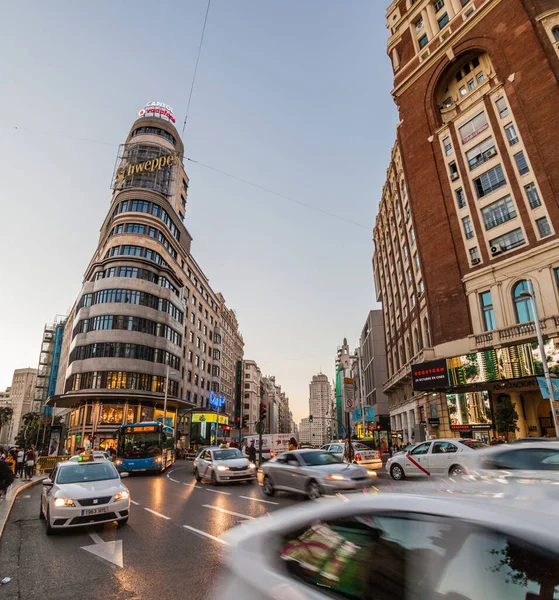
top-left (77, 454), bottom-right (94, 462)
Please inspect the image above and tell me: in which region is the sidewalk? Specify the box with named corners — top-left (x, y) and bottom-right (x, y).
top-left (0, 475), bottom-right (45, 538)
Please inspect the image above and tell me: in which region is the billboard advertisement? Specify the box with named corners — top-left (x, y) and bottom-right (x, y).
top-left (412, 359), bottom-right (449, 391)
top-left (48, 425), bottom-right (63, 457)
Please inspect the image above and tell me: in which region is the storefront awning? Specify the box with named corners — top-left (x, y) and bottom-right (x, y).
top-left (46, 391), bottom-right (195, 410)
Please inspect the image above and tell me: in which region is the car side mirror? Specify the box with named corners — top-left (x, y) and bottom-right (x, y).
top-left (42, 478), bottom-right (53, 486)
top-left (120, 472), bottom-right (129, 478)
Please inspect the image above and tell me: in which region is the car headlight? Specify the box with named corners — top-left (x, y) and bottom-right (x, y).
top-left (54, 498), bottom-right (75, 507)
top-left (115, 459), bottom-right (123, 465)
top-left (114, 491), bottom-right (129, 502)
top-left (326, 474), bottom-right (347, 481)
top-left (217, 465), bottom-right (229, 471)
top-left (248, 463), bottom-right (256, 469)
top-left (367, 470), bottom-right (378, 477)
top-left (155, 456), bottom-right (162, 463)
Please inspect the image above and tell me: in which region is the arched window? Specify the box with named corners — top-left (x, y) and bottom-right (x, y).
top-left (394, 349), bottom-right (400, 371)
top-left (401, 180), bottom-right (407, 199)
top-left (513, 280), bottom-right (534, 323)
top-left (400, 344), bottom-right (406, 366)
top-left (553, 27), bottom-right (559, 42)
top-left (406, 336), bottom-right (412, 360)
top-left (424, 317), bottom-right (431, 348)
top-left (414, 327), bottom-right (420, 353)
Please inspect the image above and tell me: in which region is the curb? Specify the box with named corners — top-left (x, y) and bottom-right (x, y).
top-left (0, 477), bottom-right (46, 539)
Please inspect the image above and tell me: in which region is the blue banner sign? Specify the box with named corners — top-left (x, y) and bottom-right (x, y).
top-left (537, 377), bottom-right (559, 399)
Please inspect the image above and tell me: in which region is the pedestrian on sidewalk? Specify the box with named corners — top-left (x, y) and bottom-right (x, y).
top-left (25, 448), bottom-right (36, 481)
top-left (247, 440), bottom-right (257, 464)
top-left (0, 458), bottom-right (15, 499)
top-left (16, 448), bottom-right (24, 478)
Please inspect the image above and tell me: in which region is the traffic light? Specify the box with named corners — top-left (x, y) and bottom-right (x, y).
top-left (259, 403), bottom-right (267, 421)
top-left (242, 414), bottom-right (249, 428)
top-left (309, 415), bottom-right (313, 423)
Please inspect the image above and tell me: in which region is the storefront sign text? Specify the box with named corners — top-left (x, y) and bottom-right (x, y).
top-left (412, 359), bottom-right (450, 391)
top-left (192, 413), bottom-right (229, 425)
top-left (115, 154), bottom-right (178, 183)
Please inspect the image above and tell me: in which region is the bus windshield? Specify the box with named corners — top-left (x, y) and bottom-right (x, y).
top-left (118, 431), bottom-right (161, 458)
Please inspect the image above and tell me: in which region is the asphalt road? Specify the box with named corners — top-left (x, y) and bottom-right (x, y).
top-left (0, 464), bottom-right (403, 600)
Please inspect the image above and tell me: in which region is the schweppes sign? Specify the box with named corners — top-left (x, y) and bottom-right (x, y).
top-left (115, 154), bottom-right (179, 183)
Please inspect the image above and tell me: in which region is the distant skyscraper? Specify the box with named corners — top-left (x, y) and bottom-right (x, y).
top-left (309, 373), bottom-right (332, 446)
top-left (7, 368), bottom-right (37, 444)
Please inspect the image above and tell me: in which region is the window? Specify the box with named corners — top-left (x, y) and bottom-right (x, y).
top-left (418, 34), bottom-right (428, 49)
top-left (455, 188), bottom-right (466, 209)
top-left (413, 252), bottom-right (420, 272)
top-left (424, 317), bottom-right (431, 347)
top-left (401, 180), bottom-right (407, 199)
top-left (418, 279), bottom-right (425, 294)
top-left (189, 331), bottom-right (194, 343)
top-left (469, 247), bottom-right (480, 263)
top-left (513, 280), bottom-right (534, 323)
top-left (434, 0), bottom-right (445, 11)
top-left (474, 165), bottom-right (506, 198)
top-left (432, 441), bottom-right (457, 453)
top-left (553, 26), bottom-right (559, 42)
top-left (411, 442), bottom-right (432, 455)
top-left (410, 227), bottom-right (416, 246)
top-left (449, 161), bottom-right (458, 179)
top-left (406, 268), bottom-right (413, 285)
top-left (481, 195), bottom-right (517, 230)
top-left (462, 216), bottom-right (474, 239)
top-left (459, 112), bottom-right (488, 143)
top-left (524, 183), bottom-right (541, 209)
top-left (459, 86), bottom-right (467, 97)
top-left (505, 123), bottom-right (518, 145)
top-left (536, 217), bottom-right (552, 238)
top-left (476, 71), bottom-right (485, 84)
top-left (466, 137), bottom-right (496, 170)
top-left (490, 228), bottom-right (525, 252)
top-left (467, 78), bottom-right (476, 91)
top-left (514, 151), bottom-right (530, 175)
top-left (437, 12), bottom-right (449, 29)
top-left (414, 328), bottom-right (420, 352)
top-left (443, 136), bottom-right (452, 155)
top-left (480, 291), bottom-right (496, 331)
top-left (495, 96), bottom-right (509, 118)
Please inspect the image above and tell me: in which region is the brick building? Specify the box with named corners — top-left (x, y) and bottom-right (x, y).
top-left (374, 0), bottom-right (559, 444)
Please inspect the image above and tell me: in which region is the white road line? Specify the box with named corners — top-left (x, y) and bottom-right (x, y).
top-left (130, 500), bottom-right (140, 506)
top-left (239, 496), bottom-right (279, 505)
top-left (183, 525), bottom-right (228, 545)
top-left (144, 508), bottom-right (171, 520)
top-left (202, 504), bottom-right (254, 520)
top-left (205, 488), bottom-right (231, 496)
top-left (169, 478), bottom-right (180, 483)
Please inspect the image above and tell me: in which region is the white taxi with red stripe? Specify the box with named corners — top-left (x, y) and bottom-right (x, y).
top-left (321, 442), bottom-right (383, 470)
top-left (386, 438), bottom-right (488, 480)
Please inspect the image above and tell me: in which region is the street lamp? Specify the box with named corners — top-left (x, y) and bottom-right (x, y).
top-left (518, 281), bottom-right (559, 437)
top-left (163, 364), bottom-right (181, 429)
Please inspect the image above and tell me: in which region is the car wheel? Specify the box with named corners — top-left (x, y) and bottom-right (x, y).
top-left (390, 464), bottom-right (406, 481)
top-left (262, 475), bottom-right (275, 496)
top-left (307, 480), bottom-right (322, 501)
top-left (194, 469), bottom-right (201, 482)
top-left (117, 517), bottom-right (129, 528)
top-left (45, 507), bottom-right (55, 536)
top-left (210, 470), bottom-right (218, 486)
top-left (449, 464), bottom-right (466, 476)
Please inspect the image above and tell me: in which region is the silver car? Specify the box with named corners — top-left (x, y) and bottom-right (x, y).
top-left (258, 449), bottom-right (376, 500)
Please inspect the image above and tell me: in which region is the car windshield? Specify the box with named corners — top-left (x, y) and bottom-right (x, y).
top-left (458, 440), bottom-right (488, 450)
top-left (56, 463), bottom-right (119, 484)
top-left (353, 443), bottom-right (370, 450)
top-left (213, 449), bottom-right (243, 460)
top-left (300, 451), bottom-right (343, 466)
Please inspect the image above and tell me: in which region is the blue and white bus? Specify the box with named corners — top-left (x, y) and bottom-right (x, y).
top-left (115, 422), bottom-right (175, 473)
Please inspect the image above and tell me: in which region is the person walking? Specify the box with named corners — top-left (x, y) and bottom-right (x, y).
top-left (24, 448), bottom-right (36, 481)
top-left (288, 437), bottom-right (298, 451)
top-left (247, 440), bottom-right (257, 465)
top-left (16, 448), bottom-right (24, 478)
top-left (0, 457), bottom-right (15, 499)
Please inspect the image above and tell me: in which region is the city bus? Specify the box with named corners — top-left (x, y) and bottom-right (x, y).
top-left (115, 422), bottom-right (175, 473)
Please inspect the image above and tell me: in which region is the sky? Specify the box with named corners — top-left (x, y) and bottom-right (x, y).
top-left (0, 0), bottom-right (398, 424)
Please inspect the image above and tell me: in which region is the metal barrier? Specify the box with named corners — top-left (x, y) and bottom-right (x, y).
top-left (36, 456), bottom-right (70, 474)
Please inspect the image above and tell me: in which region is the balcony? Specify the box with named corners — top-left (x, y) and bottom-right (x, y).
top-left (382, 348), bottom-right (436, 393)
top-left (470, 314), bottom-right (559, 351)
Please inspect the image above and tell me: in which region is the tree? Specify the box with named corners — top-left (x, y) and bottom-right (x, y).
top-left (494, 395), bottom-right (519, 441)
top-left (15, 412), bottom-right (42, 448)
top-left (0, 407), bottom-right (13, 430)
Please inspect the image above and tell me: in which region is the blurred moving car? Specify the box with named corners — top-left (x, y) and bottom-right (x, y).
top-left (386, 438), bottom-right (487, 480)
top-left (217, 483), bottom-right (559, 600)
top-left (194, 447), bottom-right (256, 485)
top-left (508, 437), bottom-right (559, 444)
top-left (475, 441), bottom-right (559, 476)
top-left (259, 449), bottom-right (376, 500)
top-left (68, 451), bottom-right (110, 462)
top-left (40, 458), bottom-right (130, 535)
top-left (321, 442), bottom-right (382, 470)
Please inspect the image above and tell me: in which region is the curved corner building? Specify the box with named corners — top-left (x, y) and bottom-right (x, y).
top-left (51, 106), bottom-right (225, 452)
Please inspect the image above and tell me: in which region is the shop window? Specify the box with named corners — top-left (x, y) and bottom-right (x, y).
top-left (512, 280), bottom-right (534, 324)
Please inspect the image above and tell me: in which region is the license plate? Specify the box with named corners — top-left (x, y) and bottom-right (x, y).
top-left (81, 507), bottom-right (109, 516)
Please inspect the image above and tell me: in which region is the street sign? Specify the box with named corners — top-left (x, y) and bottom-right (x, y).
top-left (255, 421), bottom-right (265, 434)
top-left (343, 381), bottom-right (355, 412)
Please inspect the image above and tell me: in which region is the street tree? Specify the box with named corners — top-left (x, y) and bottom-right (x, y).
top-left (494, 395), bottom-right (519, 441)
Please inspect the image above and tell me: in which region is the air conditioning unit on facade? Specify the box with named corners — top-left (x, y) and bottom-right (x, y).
top-left (450, 172), bottom-right (459, 181)
top-left (490, 244), bottom-right (504, 256)
top-left (486, 148), bottom-right (497, 158)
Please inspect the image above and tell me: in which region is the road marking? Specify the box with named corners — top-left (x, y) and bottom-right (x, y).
top-left (169, 478), bottom-right (180, 483)
top-left (183, 525), bottom-right (229, 545)
top-left (130, 500), bottom-right (140, 506)
top-left (144, 508), bottom-right (171, 520)
top-left (239, 496), bottom-right (278, 505)
top-left (206, 488), bottom-right (231, 496)
top-left (82, 532), bottom-right (124, 568)
top-left (202, 504), bottom-right (254, 520)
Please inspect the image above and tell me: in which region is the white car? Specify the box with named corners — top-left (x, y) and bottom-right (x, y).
top-left (194, 447), bottom-right (256, 484)
top-left (40, 458), bottom-right (130, 535)
top-left (473, 441), bottom-right (559, 478)
top-left (321, 442), bottom-right (383, 470)
top-left (386, 438), bottom-right (487, 480)
top-left (69, 451), bottom-right (110, 462)
top-left (216, 482), bottom-right (559, 600)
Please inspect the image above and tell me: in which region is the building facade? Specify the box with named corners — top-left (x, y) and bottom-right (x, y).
top-left (242, 359), bottom-right (262, 434)
top-left (299, 417), bottom-right (311, 445)
top-left (0, 388), bottom-right (12, 445)
top-left (7, 368), bottom-right (37, 444)
top-left (50, 106), bottom-right (238, 452)
top-left (34, 319), bottom-right (66, 413)
top-left (309, 373), bottom-right (332, 446)
top-left (375, 0), bottom-right (559, 444)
